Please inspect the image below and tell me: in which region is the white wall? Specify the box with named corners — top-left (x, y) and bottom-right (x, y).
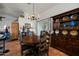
top-left (39, 3), bottom-right (79, 20)
top-left (0, 15), bottom-right (17, 32)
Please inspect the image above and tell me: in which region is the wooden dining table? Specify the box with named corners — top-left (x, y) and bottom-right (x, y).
top-left (20, 35), bottom-right (40, 56)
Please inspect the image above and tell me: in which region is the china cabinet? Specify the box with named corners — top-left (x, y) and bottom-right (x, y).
top-left (51, 8), bottom-right (79, 55)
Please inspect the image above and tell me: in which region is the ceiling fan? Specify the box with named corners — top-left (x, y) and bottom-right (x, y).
top-left (0, 16), bottom-right (5, 21)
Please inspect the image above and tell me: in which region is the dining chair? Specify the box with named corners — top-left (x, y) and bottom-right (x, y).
top-left (20, 42), bottom-right (33, 56)
top-left (38, 37), bottom-right (49, 56)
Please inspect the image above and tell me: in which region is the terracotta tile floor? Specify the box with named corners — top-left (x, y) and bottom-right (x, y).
top-left (3, 40), bottom-right (68, 56)
top-left (48, 47), bottom-right (68, 56)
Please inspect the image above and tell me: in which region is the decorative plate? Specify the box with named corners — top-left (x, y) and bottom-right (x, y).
top-left (55, 30), bottom-right (59, 34)
top-left (62, 16), bottom-right (70, 21)
top-left (70, 30), bottom-right (78, 36)
top-left (62, 30), bottom-right (68, 35)
top-left (70, 14), bottom-right (78, 20)
top-left (70, 21), bottom-right (76, 27)
top-left (63, 23), bottom-right (67, 27)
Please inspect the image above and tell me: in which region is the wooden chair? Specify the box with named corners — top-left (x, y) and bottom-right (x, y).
top-left (37, 31), bottom-right (50, 56)
top-left (38, 36), bottom-right (49, 56)
top-left (20, 33), bottom-right (34, 56)
top-left (20, 42), bottom-right (33, 56)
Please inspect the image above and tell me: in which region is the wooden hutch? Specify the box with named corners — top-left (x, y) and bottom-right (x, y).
top-left (51, 8), bottom-right (79, 55)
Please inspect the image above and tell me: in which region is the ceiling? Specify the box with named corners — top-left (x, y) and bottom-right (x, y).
top-left (0, 3), bottom-right (57, 18)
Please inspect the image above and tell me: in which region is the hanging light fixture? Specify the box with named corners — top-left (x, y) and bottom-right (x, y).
top-left (28, 3), bottom-right (39, 20)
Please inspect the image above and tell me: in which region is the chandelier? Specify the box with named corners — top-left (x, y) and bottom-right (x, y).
top-left (28, 3), bottom-right (39, 20)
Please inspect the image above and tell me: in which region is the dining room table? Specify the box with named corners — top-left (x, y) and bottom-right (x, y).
top-left (20, 35), bottom-right (41, 56)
